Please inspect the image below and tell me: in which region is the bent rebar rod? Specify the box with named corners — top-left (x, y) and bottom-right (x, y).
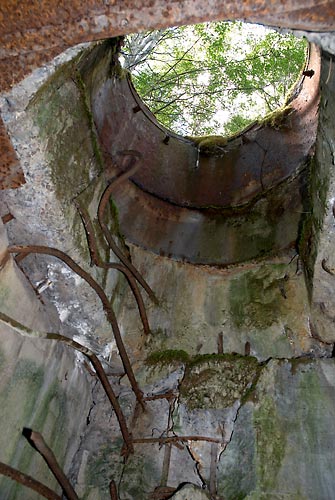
top-left (0, 311), bottom-right (134, 455)
top-left (109, 480), bottom-right (119, 500)
top-left (22, 429), bottom-right (78, 500)
top-left (74, 200), bottom-right (150, 335)
top-left (0, 461), bottom-right (61, 500)
top-left (7, 245), bottom-right (144, 408)
top-left (98, 151), bottom-right (158, 304)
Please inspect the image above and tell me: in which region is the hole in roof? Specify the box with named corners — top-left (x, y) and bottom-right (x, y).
top-left (120, 21), bottom-right (308, 137)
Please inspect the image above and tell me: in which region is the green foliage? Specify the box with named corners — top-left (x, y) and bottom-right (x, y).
top-left (122, 22), bottom-right (307, 136)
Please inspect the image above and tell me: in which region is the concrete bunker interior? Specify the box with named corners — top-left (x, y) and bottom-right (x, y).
top-left (1, 3), bottom-right (335, 499)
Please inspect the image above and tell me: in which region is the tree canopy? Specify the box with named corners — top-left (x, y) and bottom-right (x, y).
top-left (121, 22), bottom-right (307, 137)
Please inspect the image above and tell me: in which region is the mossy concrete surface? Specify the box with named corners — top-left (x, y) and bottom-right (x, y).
top-left (180, 354), bottom-right (260, 409)
top-left (0, 221), bottom-right (94, 498)
top-left (1, 40), bottom-right (124, 352)
top-left (0, 273), bottom-right (91, 500)
top-left (217, 359), bottom-right (335, 499)
top-left (308, 53), bottom-right (335, 342)
top-left (117, 245), bottom-right (330, 363)
top-left (0, 332), bottom-right (93, 499)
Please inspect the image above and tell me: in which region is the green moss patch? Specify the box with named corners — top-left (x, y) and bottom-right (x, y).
top-left (258, 105), bottom-right (295, 130)
top-left (145, 349), bottom-right (190, 367)
top-left (253, 395), bottom-right (287, 493)
top-left (229, 264), bottom-right (287, 329)
top-left (84, 439), bottom-right (124, 498)
top-left (180, 353), bottom-right (261, 409)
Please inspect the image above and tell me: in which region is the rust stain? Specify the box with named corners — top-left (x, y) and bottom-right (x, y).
top-left (97, 45), bottom-right (320, 209)
top-left (0, 1), bottom-right (334, 93)
top-left (0, 120), bottom-right (24, 190)
top-left (0, 1), bottom-right (332, 191)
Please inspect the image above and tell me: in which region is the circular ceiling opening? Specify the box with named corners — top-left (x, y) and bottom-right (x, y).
top-left (120, 21), bottom-right (307, 137)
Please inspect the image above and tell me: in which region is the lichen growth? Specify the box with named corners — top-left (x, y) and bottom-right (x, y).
top-left (72, 67), bottom-right (104, 171)
top-left (85, 439), bottom-right (124, 497)
top-left (0, 284), bottom-right (10, 308)
top-left (180, 354), bottom-right (261, 409)
top-left (119, 452), bottom-right (161, 499)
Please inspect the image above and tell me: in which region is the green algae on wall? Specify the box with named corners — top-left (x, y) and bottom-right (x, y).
top-left (229, 264), bottom-right (288, 329)
top-left (83, 440), bottom-right (124, 499)
top-left (298, 155), bottom-right (329, 295)
top-left (0, 350), bottom-right (86, 499)
top-left (0, 358), bottom-right (53, 499)
top-left (217, 403), bottom-right (257, 499)
top-left (0, 359), bottom-right (44, 465)
top-left (119, 449), bottom-right (162, 500)
top-left (253, 395), bottom-right (287, 494)
top-left (0, 283), bottom-right (10, 308)
top-left (0, 348), bottom-right (4, 370)
top-left (29, 41), bottom-right (121, 261)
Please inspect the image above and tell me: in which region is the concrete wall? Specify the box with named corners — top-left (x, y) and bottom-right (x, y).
top-left (0, 219), bottom-right (95, 498)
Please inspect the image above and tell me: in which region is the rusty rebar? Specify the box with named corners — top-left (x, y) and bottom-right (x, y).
top-left (0, 311), bottom-right (133, 456)
top-left (1, 213), bottom-right (14, 224)
top-left (98, 152), bottom-right (158, 304)
top-left (22, 429), bottom-right (78, 500)
top-left (143, 390), bottom-right (177, 401)
top-left (132, 436), bottom-right (222, 445)
top-left (0, 461), bottom-right (61, 500)
top-left (109, 480), bottom-right (119, 500)
top-left (209, 442), bottom-right (218, 496)
top-left (74, 200), bottom-right (150, 335)
top-left (0, 249), bottom-right (10, 270)
top-left (150, 486), bottom-right (177, 500)
top-left (217, 332), bottom-right (223, 354)
top-left (47, 334), bottom-right (134, 455)
top-left (8, 245), bottom-right (144, 407)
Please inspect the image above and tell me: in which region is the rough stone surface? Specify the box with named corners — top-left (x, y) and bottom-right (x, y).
top-left (0, 41), bottom-right (124, 352)
top-left (117, 245), bottom-right (331, 362)
top-left (0, 220), bottom-right (94, 498)
top-left (217, 359), bottom-right (335, 499)
top-left (0, 14), bottom-right (335, 500)
top-left (179, 355), bottom-right (260, 409)
top-left (308, 52), bottom-right (335, 343)
top-left (171, 483), bottom-right (211, 499)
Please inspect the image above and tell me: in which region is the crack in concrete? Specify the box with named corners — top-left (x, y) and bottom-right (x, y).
top-left (185, 443), bottom-right (207, 490)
